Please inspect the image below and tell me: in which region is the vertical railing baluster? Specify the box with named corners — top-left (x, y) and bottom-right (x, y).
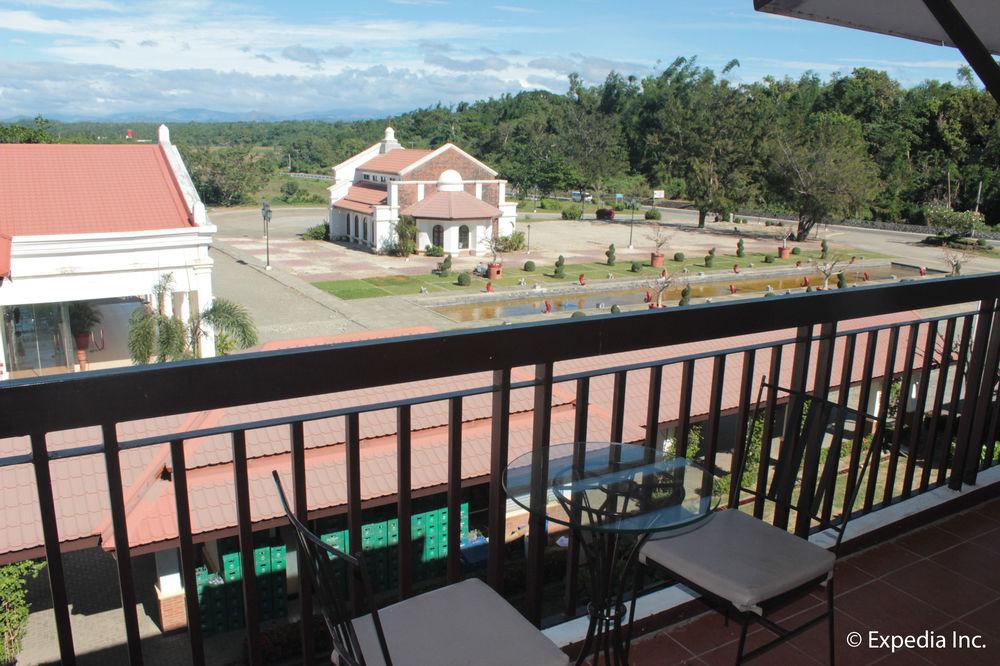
top-left (794, 323), bottom-right (837, 536)
top-left (940, 316), bottom-right (974, 483)
top-left (675, 360), bottom-right (695, 458)
top-left (344, 413), bottom-right (362, 615)
top-left (702, 355), bottom-right (726, 483)
top-left (903, 321), bottom-right (938, 498)
top-left (447, 397), bottom-right (463, 584)
top-left (865, 326), bottom-right (900, 512)
top-left (754, 345), bottom-right (782, 519)
top-left (775, 326), bottom-right (813, 531)
top-left (289, 422), bottom-right (313, 662)
top-left (564, 377), bottom-right (590, 619)
top-left (230, 430), bottom-right (261, 666)
top-left (728, 350), bottom-right (756, 509)
top-left (960, 303), bottom-right (1000, 484)
top-left (610, 370), bottom-right (627, 444)
top-left (169, 439), bottom-right (204, 666)
top-left (884, 324), bottom-right (920, 505)
top-left (526, 362), bottom-right (553, 627)
top-left (101, 423), bottom-right (143, 665)
top-left (844, 331), bottom-right (878, 518)
top-left (396, 406), bottom-right (413, 599)
top-left (29, 432), bottom-right (76, 665)
top-left (487, 369), bottom-right (511, 594)
top-left (644, 366), bottom-right (663, 448)
top-left (950, 301), bottom-right (996, 489)
top-left (922, 318), bottom-right (957, 491)
top-left (821, 333), bottom-right (856, 525)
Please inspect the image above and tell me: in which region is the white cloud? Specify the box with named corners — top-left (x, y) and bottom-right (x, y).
top-left (494, 4), bottom-right (538, 13)
top-left (4, 0), bottom-right (122, 10)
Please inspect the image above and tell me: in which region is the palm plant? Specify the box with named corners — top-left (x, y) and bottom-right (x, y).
top-left (128, 273), bottom-right (258, 364)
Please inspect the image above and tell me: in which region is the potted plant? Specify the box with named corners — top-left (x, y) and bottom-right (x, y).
top-left (485, 234), bottom-right (504, 280)
top-left (777, 232), bottom-right (792, 259)
top-left (648, 225), bottom-right (670, 268)
top-left (68, 302), bottom-right (101, 370)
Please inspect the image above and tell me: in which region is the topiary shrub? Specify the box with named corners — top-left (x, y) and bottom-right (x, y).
top-left (596, 208), bottom-right (615, 221)
top-left (554, 255), bottom-right (566, 278)
top-left (437, 253), bottom-right (452, 277)
top-left (630, 261), bottom-right (641, 272)
top-left (704, 255), bottom-right (714, 268)
top-left (605, 244), bottom-right (616, 266)
top-left (708, 247), bottom-right (717, 257)
top-left (790, 246), bottom-right (801, 255)
top-left (456, 272), bottom-right (471, 286)
top-left (821, 238), bottom-right (829, 260)
top-left (977, 238), bottom-right (989, 248)
top-left (837, 272), bottom-right (848, 289)
top-left (610, 304), bottom-right (622, 313)
top-left (645, 208), bottom-right (662, 220)
top-left (763, 254), bottom-right (775, 263)
top-left (561, 205), bottom-right (582, 220)
top-left (736, 238), bottom-right (745, 258)
top-left (425, 244), bottom-right (445, 257)
top-left (673, 252), bottom-right (685, 262)
top-left (303, 224), bottom-right (329, 241)
top-left (679, 284), bottom-right (691, 306)
top-left (523, 260), bottom-right (536, 272)
top-left (570, 310), bottom-right (586, 318)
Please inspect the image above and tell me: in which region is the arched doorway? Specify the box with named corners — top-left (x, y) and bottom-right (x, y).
top-left (354, 215), bottom-right (359, 238)
top-left (458, 225), bottom-right (469, 250)
top-left (363, 220), bottom-right (368, 241)
top-left (432, 224), bottom-right (444, 248)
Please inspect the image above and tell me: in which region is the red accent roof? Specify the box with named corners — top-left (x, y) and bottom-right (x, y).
top-left (0, 144), bottom-right (194, 276)
top-left (0, 236), bottom-right (10, 278)
top-left (358, 149), bottom-right (433, 174)
top-left (332, 183), bottom-right (388, 216)
top-left (401, 190), bottom-right (502, 220)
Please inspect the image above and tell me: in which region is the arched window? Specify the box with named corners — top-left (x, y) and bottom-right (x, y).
top-left (345, 212), bottom-right (351, 236)
top-left (432, 224), bottom-right (444, 248)
top-left (363, 219), bottom-right (368, 241)
top-left (458, 225), bottom-right (469, 250)
top-left (354, 215), bottom-right (359, 238)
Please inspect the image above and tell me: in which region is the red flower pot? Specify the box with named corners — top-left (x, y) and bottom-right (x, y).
top-left (487, 263), bottom-right (502, 280)
top-left (650, 253), bottom-right (665, 268)
top-left (777, 247), bottom-right (792, 259)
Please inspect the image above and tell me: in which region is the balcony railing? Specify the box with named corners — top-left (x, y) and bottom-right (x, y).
top-left (1, 274), bottom-right (999, 665)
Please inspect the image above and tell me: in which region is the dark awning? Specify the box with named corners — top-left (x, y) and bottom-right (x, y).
top-left (754, 0), bottom-right (1000, 102)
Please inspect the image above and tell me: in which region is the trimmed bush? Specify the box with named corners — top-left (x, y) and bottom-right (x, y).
top-left (704, 255), bottom-right (714, 268)
top-left (561, 205), bottom-right (583, 220)
top-left (303, 224), bottom-right (328, 241)
top-left (977, 238), bottom-right (989, 248)
top-left (736, 238), bottom-right (745, 258)
top-left (708, 247), bottom-right (717, 257)
top-left (596, 208), bottom-right (615, 220)
top-left (679, 285), bottom-right (691, 306)
top-left (554, 255), bottom-right (565, 278)
top-left (438, 253), bottom-right (452, 275)
top-left (821, 238), bottom-right (829, 260)
top-left (644, 208), bottom-right (662, 220)
top-left (610, 304), bottom-right (622, 313)
top-left (570, 310), bottom-right (586, 318)
top-left (523, 260), bottom-right (536, 272)
top-left (763, 254), bottom-right (775, 263)
top-left (630, 261), bottom-right (642, 273)
top-left (791, 246), bottom-right (802, 255)
top-left (605, 244), bottom-right (616, 266)
top-left (673, 252), bottom-right (685, 262)
top-left (456, 272), bottom-right (471, 286)
top-left (837, 272), bottom-right (848, 289)
top-left (425, 244), bottom-right (445, 257)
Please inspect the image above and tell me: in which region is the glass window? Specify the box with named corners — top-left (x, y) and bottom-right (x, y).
top-left (432, 224), bottom-right (444, 247)
top-left (354, 215), bottom-right (359, 237)
top-left (458, 225), bottom-right (469, 249)
top-left (2, 304), bottom-right (70, 379)
top-left (363, 220), bottom-right (368, 240)
top-left (363, 174), bottom-right (370, 180)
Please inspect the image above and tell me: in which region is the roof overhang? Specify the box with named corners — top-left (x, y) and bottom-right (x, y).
top-left (754, 0), bottom-right (1000, 102)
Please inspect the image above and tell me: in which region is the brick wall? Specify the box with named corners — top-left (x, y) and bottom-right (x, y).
top-left (397, 147), bottom-right (501, 210)
top-left (157, 586), bottom-right (188, 632)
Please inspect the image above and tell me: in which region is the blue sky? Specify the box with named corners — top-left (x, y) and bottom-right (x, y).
top-left (0, 0), bottom-right (974, 120)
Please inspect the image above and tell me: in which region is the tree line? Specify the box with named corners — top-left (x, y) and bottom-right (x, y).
top-left (5, 57), bottom-right (998, 239)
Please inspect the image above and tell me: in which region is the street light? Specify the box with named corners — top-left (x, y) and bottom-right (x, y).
top-left (527, 224), bottom-right (531, 254)
top-left (628, 197), bottom-right (637, 249)
top-left (261, 199), bottom-right (272, 271)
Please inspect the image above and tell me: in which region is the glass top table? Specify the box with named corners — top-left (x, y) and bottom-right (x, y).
top-left (503, 442), bottom-right (722, 666)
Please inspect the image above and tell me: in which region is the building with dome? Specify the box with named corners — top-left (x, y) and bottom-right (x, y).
top-left (327, 128), bottom-right (517, 255)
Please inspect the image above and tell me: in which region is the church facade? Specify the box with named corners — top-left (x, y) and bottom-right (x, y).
top-left (327, 128), bottom-right (517, 255)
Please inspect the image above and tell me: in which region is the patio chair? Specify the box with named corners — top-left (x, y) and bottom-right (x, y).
top-left (271, 471), bottom-right (568, 666)
top-left (638, 380), bottom-right (882, 665)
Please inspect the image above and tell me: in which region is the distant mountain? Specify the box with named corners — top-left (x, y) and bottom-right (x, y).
top-left (5, 106), bottom-right (395, 123)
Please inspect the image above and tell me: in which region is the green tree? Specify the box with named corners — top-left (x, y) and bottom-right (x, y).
top-left (1, 560), bottom-right (45, 664)
top-left (181, 145), bottom-right (270, 206)
top-left (0, 116), bottom-right (53, 144)
top-left (769, 112), bottom-right (882, 240)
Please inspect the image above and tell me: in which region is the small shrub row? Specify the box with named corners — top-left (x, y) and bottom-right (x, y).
top-left (644, 208), bottom-right (662, 220)
top-left (561, 205), bottom-right (583, 220)
top-left (457, 272), bottom-right (471, 286)
top-left (673, 252), bottom-right (685, 262)
top-left (596, 208), bottom-right (615, 220)
top-left (523, 260), bottom-right (536, 272)
top-left (425, 244), bottom-right (445, 257)
top-left (302, 224), bottom-right (328, 241)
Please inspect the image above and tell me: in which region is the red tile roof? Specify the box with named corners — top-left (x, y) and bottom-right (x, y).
top-left (358, 149), bottom-right (433, 174)
top-left (0, 312), bottom-right (927, 559)
top-left (332, 183), bottom-right (388, 216)
top-left (0, 144), bottom-right (194, 276)
top-left (401, 190), bottom-right (502, 220)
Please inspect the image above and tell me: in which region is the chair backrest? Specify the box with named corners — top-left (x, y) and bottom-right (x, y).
top-left (731, 379), bottom-right (883, 554)
top-left (271, 471), bottom-right (392, 666)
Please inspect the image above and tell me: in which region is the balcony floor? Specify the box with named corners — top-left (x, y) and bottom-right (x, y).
top-left (628, 496), bottom-right (1000, 666)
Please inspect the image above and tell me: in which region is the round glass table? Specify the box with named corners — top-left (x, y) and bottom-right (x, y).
top-left (504, 442), bottom-right (722, 665)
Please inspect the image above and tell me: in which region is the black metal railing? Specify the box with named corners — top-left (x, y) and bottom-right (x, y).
top-left (1, 274), bottom-right (999, 665)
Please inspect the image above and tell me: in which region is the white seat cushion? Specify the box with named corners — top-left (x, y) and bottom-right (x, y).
top-left (640, 509), bottom-right (834, 613)
top-left (350, 578), bottom-right (568, 666)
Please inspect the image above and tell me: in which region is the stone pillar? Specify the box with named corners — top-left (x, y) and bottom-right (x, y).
top-left (193, 266), bottom-right (215, 358)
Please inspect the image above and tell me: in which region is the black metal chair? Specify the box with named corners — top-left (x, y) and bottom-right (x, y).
top-left (272, 471), bottom-right (568, 666)
top-left (638, 380), bottom-right (882, 665)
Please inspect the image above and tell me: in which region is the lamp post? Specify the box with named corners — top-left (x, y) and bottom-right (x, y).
top-left (628, 197), bottom-right (637, 249)
top-left (261, 199), bottom-right (272, 271)
top-left (527, 224), bottom-right (531, 254)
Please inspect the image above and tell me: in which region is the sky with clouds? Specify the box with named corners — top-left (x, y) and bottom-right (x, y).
top-left (0, 0), bottom-right (975, 120)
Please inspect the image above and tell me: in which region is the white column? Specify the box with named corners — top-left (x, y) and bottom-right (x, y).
top-left (60, 303), bottom-right (74, 370)
top-left (162, 284), bottom-right (174, 318)
top-left (475, 182), bottom-right (483, 199)
top-left (177, 291), bottom-right (191, 329)
top-left (389, 181), bottom-right (399, 207)
top-left (155, 549), bottom-right (183, 596)
top-left (193, 267), bottom-right (215, 358)
top-left (498, 181), bottom-right (506, 204)
top-left (417, 183), bottom-right (425, 201)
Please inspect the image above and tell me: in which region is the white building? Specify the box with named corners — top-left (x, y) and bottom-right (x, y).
top-left (0, 125), bottom-right (217, 381)
top-left (328, 127), bottom-right (517, 255)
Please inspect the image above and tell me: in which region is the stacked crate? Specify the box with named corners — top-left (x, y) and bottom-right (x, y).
top-left (196, 535), bottom-right (288, 635)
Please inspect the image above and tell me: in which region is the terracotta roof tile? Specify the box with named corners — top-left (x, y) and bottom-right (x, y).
top-left (358, 149), bottom-right (433, 174)
top-left (400, 190), bottom-right (501, 220)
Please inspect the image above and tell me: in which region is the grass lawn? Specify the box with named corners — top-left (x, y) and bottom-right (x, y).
top-left (312, 246), bottom-right (885, 300)
top-left (255, 173), bottom-right (329, 206)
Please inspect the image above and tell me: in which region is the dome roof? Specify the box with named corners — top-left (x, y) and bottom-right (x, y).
top-left (437, 169), bottom-right (464, 192)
